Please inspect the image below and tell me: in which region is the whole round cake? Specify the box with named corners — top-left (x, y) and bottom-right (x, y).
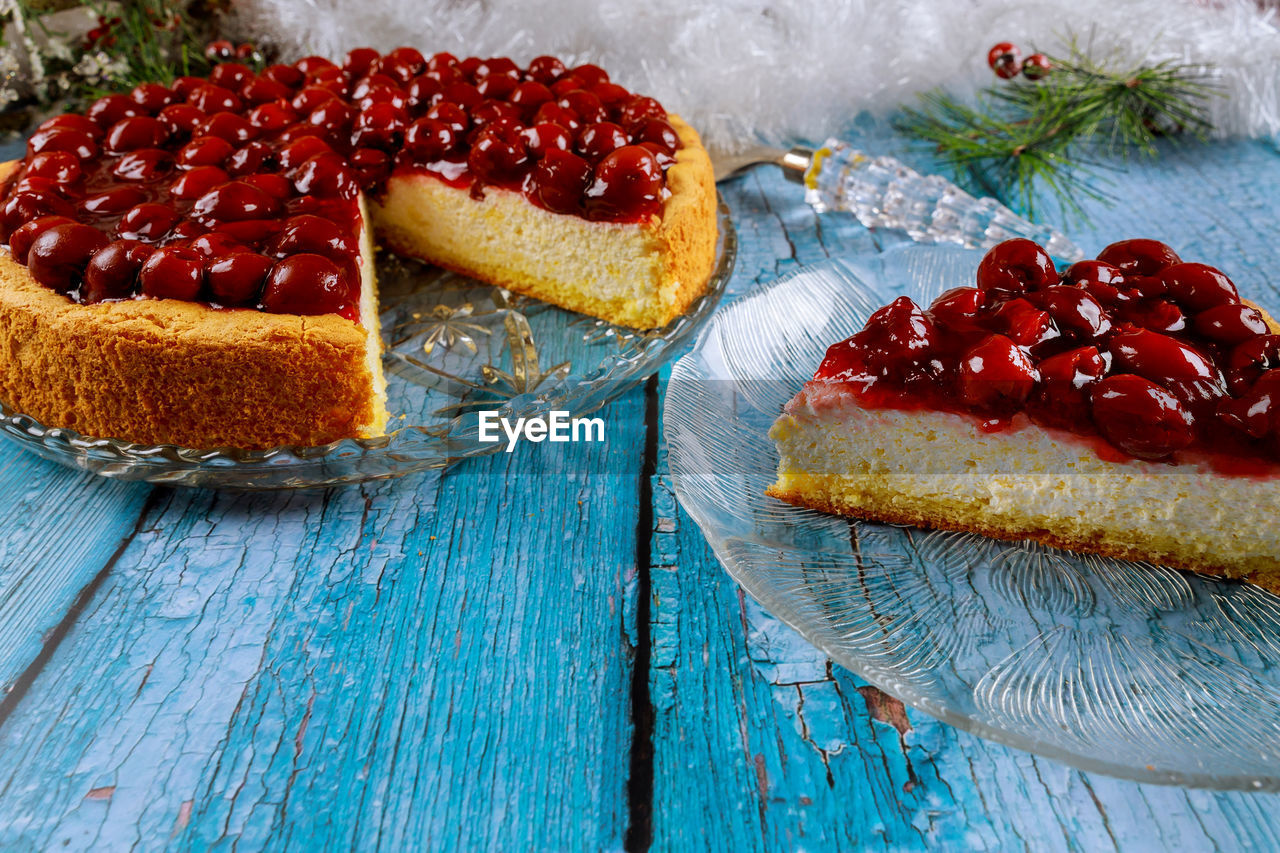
top-left (0, 47), bottom-right (718, 449)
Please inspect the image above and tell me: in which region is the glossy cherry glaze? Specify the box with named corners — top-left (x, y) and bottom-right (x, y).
top-left (0, 49), bottom-right (681, 319)
top-left (813, 238), bottom-right (1280, 470)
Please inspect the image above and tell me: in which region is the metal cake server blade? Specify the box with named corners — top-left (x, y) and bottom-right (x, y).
top-left (709, 140), bottom-right (1084, 263)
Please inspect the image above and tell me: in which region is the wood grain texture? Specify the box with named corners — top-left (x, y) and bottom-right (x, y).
top-left (0, 387), bottom-right (645, 850)
top-left (646, 142), bottom-right (1280, 851)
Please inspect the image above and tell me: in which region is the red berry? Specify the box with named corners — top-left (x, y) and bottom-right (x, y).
top-left (526, 55), bottom-right (567, 84)
top-left (928, 286), bottom-right (986, 331)
top-left (117, 203), bottom-right (179, 241)
top-left (27, 127), bottom-right (99, 160)
top-left (529, 149), bottom-right (592, 214)
top-left (261, 64), bottom-right (305, 88)
top-left (86, 94), bottom-right (141, 128)
top-left (404, 118), bottom-right (456, 162)
top-left (351, 103), bottom-right (407, 150)
top-left (468, 124), bottom-right (530, 184)
top-left (204, 39), bottom-right (234, 61)
top-left (531, 102), bottom-right (581, 134)
top-left (476, 74), bottom-right (518, 100)
top-left (1030, 345), bottom-right (1107, 430)
top-left (265, 214), bottom-right (356, 260)
top-left (425, 102), bottom-right (470, 137)
top-left (277, 136), bottom-right (334, 171)
top-left (210, 62), bottom-right (252, 90)
top-left (1097, 239), bottom-right (1181, 276)
top-left (241, 76), bottom-right (292, 105)
top-left (1028, 285), bottom-right (1111, 339)
top-left (987, 43), bottom-right (1021, 76)
top-left (958, 334), bottom-right (1038, 408)
top-left (509, 81), bottom-right (554, 118)
top-left (170, 166), bottom-right (229, 200)
top-left (207, 252), bottom-right (273, 305)
top-left (178, 135), bottom-right (235, 168)
top-left (119, 84), bottom-right (168, 114)
top-left (158, 104), bottom-right (207, 137)
top-left (569, 64), bottom-right (609, 88)
top-left (195, 112), bottom-right (258, 144)
top-left (139, 246), bottom-right (205, 301)
top-left (247, 102), bottom-right (298, 131)
top-left (226, 141), bottom-right (273, 176)
top-left (113, 149), bottom-right (174, 182)
top-left (1022, 54), bottom-right (1052, 80)
top-left (976, 238), bottom-right (1056, 295)
top-left (25, 151), bottom-right (83, 185)
top-left (616, 96), bottom-right (666, 129)
top-left (584, 145), bottom-right (664, 221)
top-left (1157, 262), bottom-right (1239, 311)
top-left (1091, 374), bottom-right (1194, 460)
top-left (8, 215), bottom-right (75, 265)
top-left (261, 253), bottom-right (350, 315)
top-left (344, 47), bottom-right (381, 78)
top-left (631, 118), bottom-right (680, 153)
top-left (558, 90), bottom-right (607, 125)
top-left (383, 47), bottom-right (427, 83)
top-left (187, 84), bottom-right (242, 114)
top-left (1194, 302), bottom-right (1269, 344)
top-left (27, 223), bottom-right (109, 293)
top-left (407, 76), bottom-right (444, 113)
top-left (350, 147), bottom-right (392, 185)
top-left (80, 186), bottom-right (148, 216)
top-left (575, 121), bottom-right (629, 162)
top-left (292, 153), bottom-right (358, 199)
top-left (83, 239), bottom-right (153, 302)
top-left (521, 123), bottom-right (572, 159)
top-left (1, 190), bottom-right (75, 241)
top-left (989, 297), bottom-right (1055, 347)
top-left (193, 181), bottom-right (282, 222)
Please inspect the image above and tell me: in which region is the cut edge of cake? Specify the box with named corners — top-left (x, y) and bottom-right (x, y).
top-left (768, 379), bottom-right (1280, 594)
top-left (369, 113), bottom-right (717, 330)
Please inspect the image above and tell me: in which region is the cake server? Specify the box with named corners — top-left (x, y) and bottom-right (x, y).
top-left (710, 140), bottom-right (1084, 263)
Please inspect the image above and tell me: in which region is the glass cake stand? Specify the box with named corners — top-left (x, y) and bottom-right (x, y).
top-left (665, 243), bottom-right (1280, 789)
top-left (0, 199), bottom-right (736, 489)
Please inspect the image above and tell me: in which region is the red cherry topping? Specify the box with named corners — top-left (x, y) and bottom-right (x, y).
top-left (187, 84), bottom-right (242, 114)
top-left (529, 150), bottom-right (592, 214)
top-left (1029, 285), bottom-right (1111, 339)
top-left (158, 104), bottom-right (207, 136)
top-left (1030, 345), bottom-right (1107, 430)
top-left (1194, 302), bottom-right (1268, 344)
top-left (575, 122), bottom-right (629, 162)
top-left (631, 118), bottom-right (680, 153)
top-left (117, 203), bottom-right (179, 241)
top-left (958, 334), bottom-right (1038, 409)
top-left (139, 246), bottom-right (205, 300)
top-left (522, 123), bottom-right (572, 159)
top-left (532, 102), bottom-right (582, 134)
top-left (241, 76), bottom-right (293, 105)
top-left (928, 286), bottom-right (986, 330)
top-left (106, 116), bottom-right (168, 152)
top-left (227, 141), bottom-right (274, 176)
top-left (27, 223), bottom-right (110, 293)
top-left (1091, 374), bottom-right (1194, 460)
top-left (404, 118), bottom-right (456, 162)
top-left (26, 151), bottom-right (83, 184)
top-left (584, 145), bottom-right (664, 221)
top-left (616, 96), bottom-right (667, 129)
top-left (527, 56), bottom-right (567, 84)
top-left (265, 214), bottom-right (355, 260)
top-left (1157, 262), bottom-right (1239, 311)
top-left (425, 102), bottom-right (470, 136)
top-left (81, 186), bottom-right (148, 215)
top-left (194, 112), bottom-right (258, 144)
top-left (558, 91), bottom-right (607, 125)
top-left (292, 154), bottom-right (358, 199)
top-left (351, 103), bottom-right (407, 150)
top-left (36, 114), bottom-right (103, 138)
top-left (8, 215), bottom-right (75, 265)
top-left (171, 166), bottom-right (229, 200)
top-left (113, 149), bottom-right (174, 182)
top-left (277, 136), bottom-right (334, 171)
top-left (344, 47), bottom-right (380, 78)
top-left (261, 253), bottom-right (349, 315)
top-left (975, 238), bottom-right (1056, 295)
top-left (247, 102), bottom-right (298, 131)
top-left (1097, 239), bottom-right (1181, 276)
top-left (261, 63), bottom-right (305, 88)
top-left (468, 124), bottom-right (530, 184)
top-left (178, 135), bottom-right (235, 168)
top-left (207, 252), bottom-right (273, 305)
top-left (27, 127), bottom-right (99, 160)
top-left (83, 239), bottom-right (153, 302)
top-left (193, 181), bottom-right (282, 222)
top-left (383, 47), bottom-right (427, 82)
top-left (87, 94), bottom-right (142, 128)
top-left (210, 62), bottom-right (252, 90)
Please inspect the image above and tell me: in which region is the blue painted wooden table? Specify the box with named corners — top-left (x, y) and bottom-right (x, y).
top-left (3, 124), bottom-right (1280, 851)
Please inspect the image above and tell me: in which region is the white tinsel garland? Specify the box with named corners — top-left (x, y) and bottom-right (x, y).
top-left (230, 0), bottom-right (1280, 150)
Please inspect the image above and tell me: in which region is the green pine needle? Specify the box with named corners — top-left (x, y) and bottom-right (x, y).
top-left (895, 34), bottom-right (1218, 221)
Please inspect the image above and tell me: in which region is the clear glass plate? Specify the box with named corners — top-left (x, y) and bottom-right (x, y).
top-left (0, 199), bottom-right (735, 489)
top-left (665, 243), bottom-right (1280, 790)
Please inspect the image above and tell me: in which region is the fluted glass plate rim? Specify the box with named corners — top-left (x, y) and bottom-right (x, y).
top-left (667, 243), bottom-right (1280, 791)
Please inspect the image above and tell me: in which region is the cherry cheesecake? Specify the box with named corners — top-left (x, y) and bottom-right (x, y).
top-left (0, 48), bottom-right (716, 449)
top-left (769, 238), bottom-right (1280, 591)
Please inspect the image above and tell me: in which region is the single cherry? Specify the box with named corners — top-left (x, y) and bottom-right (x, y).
top-left (265, 214), bottom-right (355, 260)
top-left (584, 145), bottom-right (664, 221)
top-left (178, 135), bottom-right (235, 168)
top-left (928, 286), bottom-right (986, 331)
top-left (193, 181), bottom-right (282, 222)
top-left (105, 116), bottom-right (168, 152)
top-left (170, 166), bottom-right (230, 200)
top-left (261, 253), bottom-right (349, 315)
top-left (1091, 374), bottom-right (1194, 460)
top-left (351, 103), bottom-right (407, 150)
top-left (26, 223), bottom-right (110, 293)
top-left (532, 102), bottom-right (582, 134)
top-left (8, 215), bottom-right (75, 265)
top-left (576, 122), bottom-right (629, 162)
top-left (957, 334), bottom-right (1039, 409)
top-left (631, 118), bottom-right (680, 153)
top-left (187, 84), bottom-right (242, 114)
top-left (527, 56), bottom-right (567, 84)
top-left (139, 246), bottom-right (206, 300)
top-left (1157, 262), bottom-right (1240, 311)
top-left (27, 127), bottom-right (99, 160)
top-left (989, 297), bottom-right (1056, 347)
top-left (207, 252), bottom-right (274, 305)
top-left (1195, 302), bottom-right (1269, 345)
top-left (529, 149), bottom-right (592, 214)
top-left (25, 151), bottom-right (83, 185)
top-left (404, 118), bottom-right (456, 161)
top-left (1097, 239), bottom-right (1181, 276)
top-left (2, 191), bottom-right (75, 240)
top-left (557, 91), bottom-right (607, 125)
top-left (226, 141), bottom-right (274, 176)
top-left (195, 112), bottom-right (258, 144)
top-left (292, 154), bottom-right (358, 199)
top-left (344, 47), bottom-right (381, 78)
top-left (158, 104), bottom-right (207, 137)
top-left (1029, 285), bottom-right (1111, 340)
top-left (118, 203), bottom-right (179, 241)
top-left (247, 102), bottom-right (298, 131)
top-left (86, 94), bottom-right (142, 128)
top-left (976, 239), bottom-right (1057, 295)
top-left (113, 148), bottom-right (174, 182)
top-left (616, 96), bottom-right (666, 129)
top-left (83, 239), bottom-right (154, 302)
top-left (468, 125), bottom-right (531, 184)
top-left (1029, 345), bottom-right (1107, 431)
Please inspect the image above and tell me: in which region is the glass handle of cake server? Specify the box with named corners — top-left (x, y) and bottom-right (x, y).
top-left (797, 138), bottom-right (1085, 263)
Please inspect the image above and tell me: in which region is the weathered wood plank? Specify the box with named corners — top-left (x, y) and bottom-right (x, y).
top-left (0, 442), bottom-right (151, 697)
top-left (0, 386), bottom-right (645, 850)
top-left (648, 141), bottom-right (1280, 850)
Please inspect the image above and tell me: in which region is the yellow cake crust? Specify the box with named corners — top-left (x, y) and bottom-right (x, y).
top-left (371, 113), bottom-right (717, 329)
top-left (0, 161), bottom-right (385, 450)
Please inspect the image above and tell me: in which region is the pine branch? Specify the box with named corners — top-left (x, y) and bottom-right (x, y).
top-left (895, 34), bottom-right (1217, 221)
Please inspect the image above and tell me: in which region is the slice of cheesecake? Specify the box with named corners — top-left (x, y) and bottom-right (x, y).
top-left (769, 238), bottom-right (1280, 592)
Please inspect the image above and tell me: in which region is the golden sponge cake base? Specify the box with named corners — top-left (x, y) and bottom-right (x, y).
top-left (768, 387), bottom-right (1280, 594)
